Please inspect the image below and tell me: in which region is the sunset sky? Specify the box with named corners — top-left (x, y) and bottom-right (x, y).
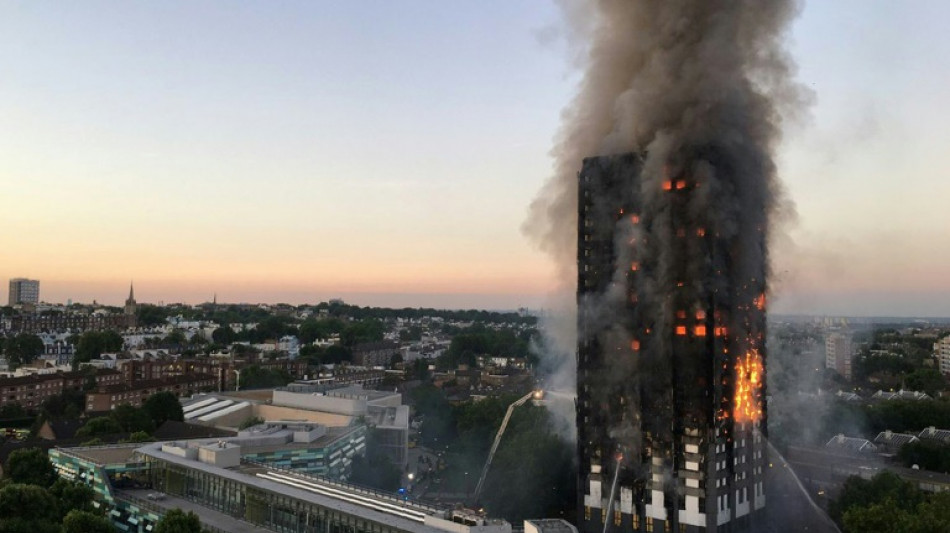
top-left (2, 2), bottom-right (950, 315)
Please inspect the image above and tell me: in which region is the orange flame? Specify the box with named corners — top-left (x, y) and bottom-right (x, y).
top-left (755, 293), bottom-right (766, 311)
top-left (734, 349), bottom-right (764, 423)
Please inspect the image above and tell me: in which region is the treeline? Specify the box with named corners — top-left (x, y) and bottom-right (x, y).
top-left (436, 324), bottom-right (537, 370)
top-left (0, 447), bottom-right (202, 533)
top-left (0, 448), bottom-right (114, 532)
top-left (830, 399), bottom-right (950, 436)
top-left (830, 472), bottom-right (950, 532)
top-left (72, 392), bottom-right (184, 443)
top-left (138, 301), bottom-right (536, 327)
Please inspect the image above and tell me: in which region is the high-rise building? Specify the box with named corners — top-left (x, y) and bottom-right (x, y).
top-left (576, 154), bottom-right (767, 533)
top-left (824, 332), bottom-right (853, 380)
top-left (934, 335), bottom-right (950, 375)
top-left (8, 278), bottom-right (40, 306)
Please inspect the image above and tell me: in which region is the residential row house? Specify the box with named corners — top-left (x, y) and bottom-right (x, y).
top-left (117, 358), bottom-right (308, 392)
top-left (85, 374), bottom-right (217, 412)
top-left (0, 369), bottom-right (123, 411)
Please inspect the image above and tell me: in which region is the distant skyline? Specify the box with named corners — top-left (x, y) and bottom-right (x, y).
top-left (3, 2), bottom-right (950, 315)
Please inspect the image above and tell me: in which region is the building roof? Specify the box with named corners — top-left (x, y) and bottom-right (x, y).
top-left (918, 426), bottom-right (950, 443)
top-left (133, 442), bottom-right (463, 533)
top-left (153, 420), bottom-right (236, 441)
top-left (825, 434), bottom-right (878, 454)
top-left (835, 391), bottom-right (862, 402)
top-left (42, 419), bottom-right (83, 440)
top-left (872, 389), bottom-right (932, 401)
top-left (54, 443), bottom-right (141, 465)
top-left (874, 430), bottom-right (920, 448)
top-left (525, 519), bottom-right (578, 533)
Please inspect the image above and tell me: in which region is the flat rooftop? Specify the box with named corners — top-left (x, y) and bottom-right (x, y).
top-left (135, 442), bottom-right (453, 533)
top-left (56, 444), bottom-right (141, 465)
top-left (217, 389), bottom-right (274, 402)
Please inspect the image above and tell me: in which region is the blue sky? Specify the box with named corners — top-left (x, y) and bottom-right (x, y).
top-left (1, 2), bottom-right (949, 315)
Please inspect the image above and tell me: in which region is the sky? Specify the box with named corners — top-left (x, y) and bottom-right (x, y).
top-left (1, 1), bottom-right (949, 316)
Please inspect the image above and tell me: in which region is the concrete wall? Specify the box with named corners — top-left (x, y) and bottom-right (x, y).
top-left (273, 390), bottom-right (367, 416)
top-left (254, 404), bottom-right (353, 427)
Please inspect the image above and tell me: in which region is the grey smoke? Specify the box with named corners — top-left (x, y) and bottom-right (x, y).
top-left (525, 1), bottom-right (810, 430)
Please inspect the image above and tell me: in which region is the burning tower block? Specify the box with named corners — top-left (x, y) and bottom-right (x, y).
top-left (576, 153), bottom-right (766, 533)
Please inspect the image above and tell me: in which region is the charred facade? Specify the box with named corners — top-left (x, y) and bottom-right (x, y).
top-left (577, 153), bottom-right (767, 533)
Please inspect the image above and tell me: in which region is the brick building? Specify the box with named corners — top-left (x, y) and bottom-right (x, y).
top-left (118, 358), bottom-right (308, 392)
top-left (351, 341), bottom-right (399, 367)
top-left (85, 374), bottom-right (216, 412)
top-left (0, 369), bottom-right (122, 411)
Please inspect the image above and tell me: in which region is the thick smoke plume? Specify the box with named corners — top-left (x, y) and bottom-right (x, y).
top-left (526, 1), bottom-right (808, 413)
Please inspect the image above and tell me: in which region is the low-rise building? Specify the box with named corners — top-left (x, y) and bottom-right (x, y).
top-left (918, 426), bottom-right (950, 445)
top-left (86, 374), bottom-right (216, 412)
top-left (873, 430), bottom-right (919, 454)
top-left (49, 440), bottom-right (513, 533)
top-left (871, 389), bottom-right (932, 402)
top-left (825, 434), bottom-right (877, 454)
top-left (352, 341), bottom-right (399, 367)
top-left (0, 369), bottom-right (122, 411)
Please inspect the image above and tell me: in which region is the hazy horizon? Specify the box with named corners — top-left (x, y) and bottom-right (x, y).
top-left (4, 1), bottom-right (950, 316)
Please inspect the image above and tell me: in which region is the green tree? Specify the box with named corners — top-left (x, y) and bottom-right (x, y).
top-left (74, 331), bottom-right (123, 366)
top-left (126, 431), bottom-right (153, 443)
top-left (842, 499), bottom-right (909, 533)
top-left (238, 416), bottom-right (264, 430)
top-left (143, 391), bottom-right (184, 426)
top-left (39, 389), bottom-right (85, 420)
top-left (0, 484), bottom-right (62, 533)
top-left (479, 405), bottom-right (574, 523)
top-left (298, 319), bottom-right (332, 344)
top-left (239, 366), bottom-right (293, 390)
top-left (249, 316), bottom-right (294, 343)
top-left (409, 359), bottom-right (431, 381)
top-left (161, 330), bottom-right (187, 349)
top-left (63, 509), bottom-right (115, 533)
top-left (3, 333), bottom-right (44, 369)
top-left (50, 478), bottom-right (97, 516)
top-left (410, 384), bottom-right (456, 449)
top-left (211, 326), bottom-right (235, 345)
top-left (76, 416), bottom-right (123, 439)
top-left (3, 448), bottom-right (57, 487)
top-left (154, 508), bottom-right (203, 533)
top-left (0, 403), bottom-right (27, 419)
top-left (111, 404), bottom-right (155, 434)
top-left (830, 472), bottom-right (924, 526)
top-left (399, 326), bottom-right (423, 342)
top-left (904, 368), bottom-right (948, 397)
top-left (323, 345), bottom-right (352, 364)
top-left (340, 319), bottom-right (385, 347)
top-left (348, 430), bottom-right (402, 492)
top-left (898, 440), bottom-right (950, 472)
top-left (136, 304), bottom-right (169, 327)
